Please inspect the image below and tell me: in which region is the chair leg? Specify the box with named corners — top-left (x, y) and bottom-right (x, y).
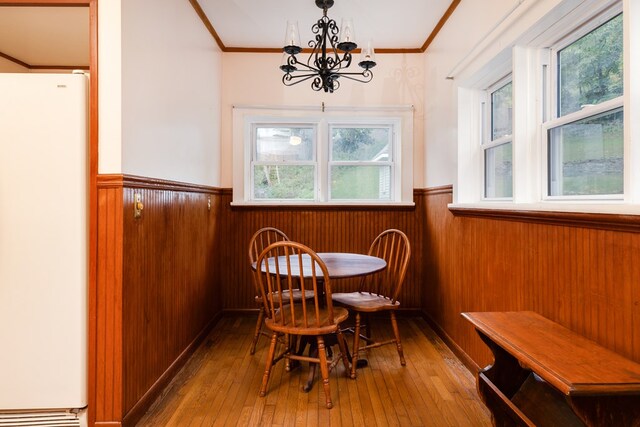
top-left (390, 311), bottom-right (406, 366)
top-left (285, 334), bottom-right (291, 371)
top-left (303, 345), bottom-right (318, 393)
top-left (350, 312), bottom-right (361, 379)
top-left (259, 331), bottom-right (278, 397)
top-left (285, 334), bottom-right (300, 371)
top-left (316, 336), bottom-right (333, 409)
top-left (335, 328), bottom-right (351, 375)
top-left (364, 313), bottom-right (372, 341)
top-left (250, 306), bottom-right (265, 355)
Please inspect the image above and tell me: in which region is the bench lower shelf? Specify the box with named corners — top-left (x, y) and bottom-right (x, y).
top-left (479, 372), bottom-right (585, 427)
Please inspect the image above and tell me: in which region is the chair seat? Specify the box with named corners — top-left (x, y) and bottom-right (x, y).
top-left (332, 292), bottom-right (400, 312)
top-left (255, 289), bottom-right (315, 304)
top-left (265, 305), bottom-right (349, 335)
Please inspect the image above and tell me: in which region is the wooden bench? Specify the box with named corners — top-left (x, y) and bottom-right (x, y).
top-left (462, 311), bottom-right (640, 427)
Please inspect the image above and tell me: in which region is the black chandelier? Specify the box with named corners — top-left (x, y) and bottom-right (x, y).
top-left (279, 0), bottom-right (377, 93)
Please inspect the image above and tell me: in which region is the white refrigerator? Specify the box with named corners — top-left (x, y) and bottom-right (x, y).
top-left (0, 73), bottom-right (88, 426)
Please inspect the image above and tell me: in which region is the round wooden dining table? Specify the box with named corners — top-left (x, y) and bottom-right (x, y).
top-left (257, 252), bottom-right (387, 279)
top-left (254, 251), bottom-right (386, 391)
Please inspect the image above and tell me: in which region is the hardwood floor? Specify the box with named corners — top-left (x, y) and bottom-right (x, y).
top-left (137, 314), bottom-right (491, 426)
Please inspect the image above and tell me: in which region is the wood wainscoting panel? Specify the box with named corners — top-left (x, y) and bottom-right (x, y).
top-left (215, 192), bottom-right (427, 312)
top-left (422, 187), bottom-right (640, 371)
top-left (95, 184), bottom-right (124, 423)
top-left (93, 175), bottom-right (222, 427)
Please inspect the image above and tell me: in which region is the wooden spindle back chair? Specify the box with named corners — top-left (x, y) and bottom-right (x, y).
top-left (256, 241), bottom-right (350, 409)
top-left (332, 229), bottom-right (411, 379)
top-left (360, 228), bottom-right (411, 304)
top-left (248, 227), bottom-right (290, 354)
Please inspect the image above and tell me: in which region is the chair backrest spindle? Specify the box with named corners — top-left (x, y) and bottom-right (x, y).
top-left (256, 241), bottom-right (337, 332)
top-left (360, 229), bottom-right (410, 304)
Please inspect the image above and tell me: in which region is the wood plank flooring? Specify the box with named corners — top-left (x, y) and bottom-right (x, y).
top-left (137, 315), bottom-right (491, 427)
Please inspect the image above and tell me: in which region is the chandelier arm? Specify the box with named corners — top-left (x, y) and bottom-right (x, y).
top-left (331, 70), bottom-right (374, 83)
top-left (282, 73), bottom-right (320, 87)
top-left (289, 59), bottom-right (320, 73)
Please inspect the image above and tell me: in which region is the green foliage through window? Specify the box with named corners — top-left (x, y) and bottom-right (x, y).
top-left (558, 14), bottom-right (623, 117)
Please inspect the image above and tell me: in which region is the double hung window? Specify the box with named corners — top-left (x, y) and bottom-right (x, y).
top-left (329, 125), bottom-right (393, 200)
top-left (459, 1), bottom-right (627, 211)
top-left (234, 107), bottom-right (412, 206)
top-left (544, 12), bottom-right (623, 198)
top-left (484, 78), bottom-right (513, 199)
top-left (251, 122), bottom-right (394, 201)
top-left (252, 125), bottom-right (316, 200)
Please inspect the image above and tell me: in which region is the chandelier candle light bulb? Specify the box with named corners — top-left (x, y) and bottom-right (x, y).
top-left (284, 21), bottom-right (302, 54)
top-left (359, 40), bottom-right (376, 69)
top-left (279, 0), bottom-right (376, 93)
top-left (338, 18), bottom-right (356, 50)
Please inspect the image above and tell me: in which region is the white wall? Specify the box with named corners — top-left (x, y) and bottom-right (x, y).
top-left (99, 0), bottom-right (222, 186)
top-left (97, 0), bottom-right (122, 175)
top-left (422, 0), bottom-right (519, 188)
top-left (220, 52), bottom-right (424, 188)
top-left (95, 0), bottom-right (579, 189)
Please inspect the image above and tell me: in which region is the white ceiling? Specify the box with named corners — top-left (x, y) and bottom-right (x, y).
top-left (0, 0), bottom-right (453, 69)
top-left (198, 0), bottom-right (454, 50)
top-left (0, 7), bottom-right (89, 68)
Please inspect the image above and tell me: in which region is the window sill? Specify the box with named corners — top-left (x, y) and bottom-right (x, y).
top-left (448, 202), bottom-right (640, 233)
top-left (230, 201), bottom-right (416, 211)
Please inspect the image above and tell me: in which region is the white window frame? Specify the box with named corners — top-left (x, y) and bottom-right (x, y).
top-left (482, 76), bottom-right (513, 200)
top-left (452, 0), bottom-right (640, 215)
top-left (328, 122), bottom-right (396, 202)
top-left (542, 7), bottom-right (624, 201)
top-left (232, 105), bottom-right (414, 206)
top-left (250, 123), bottom-right (318, 201)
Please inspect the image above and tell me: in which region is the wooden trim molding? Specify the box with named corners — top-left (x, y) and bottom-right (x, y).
top-left (415, 185), bottom-right (453, 196)
top-left (97, 174), bottom-right (224, 194)
top-left (449, 206), bottom-right (640, 234)
top-left (30, 64), bottom-right (90, 70)
top-left (420, 0), bottom-right (461, 52)
top-left (187, 0), bottom-right (225, 50)
top-left (222, 46), bottom-right (424, 54)
top-left (188, 0), bottom-right (460, 54)
top-left (88, 0), bottom-right (98, 424)
top-left (0, 50), bottom-right (29, 68)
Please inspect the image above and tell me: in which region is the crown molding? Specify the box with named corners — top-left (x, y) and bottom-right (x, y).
top-left (190, 0), bottom-right (460, 54)
top-left (421, 0), bottom-right (460, 52)
top-left (0, 50), bottom-right (88, 70)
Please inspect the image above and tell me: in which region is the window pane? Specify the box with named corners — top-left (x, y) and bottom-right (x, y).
top-left (484, 143), bottom-right (512, 198)
top-left (253, 165), bottom-right (315, 199)
top-left (558, 14), bottom-right (623, 117)
top-left (255, 127), bottom-right (314, 161)
top-left (548, 108), bottom-right (623, 196)
top-left (491, 82), bottom-right (512, 141)
top-left (330, 166), bottom-right (391, 200)
top-left (331, 127), bottom-right (390, 161)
